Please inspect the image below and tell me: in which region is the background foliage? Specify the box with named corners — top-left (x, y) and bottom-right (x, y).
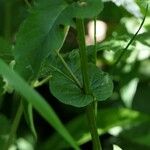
top-left (0, 0), bottom-right (150, 150)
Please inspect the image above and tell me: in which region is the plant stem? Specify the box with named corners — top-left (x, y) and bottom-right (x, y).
top-left (94, 17), bottom-right (97, 64)
top-left (94, 17), bottom-right (98, 117)
top-left (76, 19), bottom-right (90, 93)
top-left (86, 103), bottom-right (102, 150)
top-left (4, 101), bottom-right (23, 150)
top-left (113, 5), bottom-right (148, 67)
top-left (76, 18), bottom-right (102, 150)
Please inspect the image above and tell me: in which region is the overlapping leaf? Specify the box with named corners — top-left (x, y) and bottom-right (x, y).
top-left (49, 61), bottom-right (113, 107)
top-left (14, 0), bottom-right (103, 81)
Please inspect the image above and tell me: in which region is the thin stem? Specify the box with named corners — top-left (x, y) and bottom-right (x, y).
top-left (94, 17), bottom-right (98, 117)
top-left (94, 17), bottom-right (97, 64)
top-left (113, 5), bottom-right (148, 67)
top-left (76, 18), bottom-right (102, 150)
top-left (33, 75), bottom-right (52, 87)
top-left (86, 103), bottom-right (102, 150)
top-left (4, 101), bottom-right (23, 150)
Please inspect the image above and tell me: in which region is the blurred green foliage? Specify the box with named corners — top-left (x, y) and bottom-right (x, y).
top-left (0, 0), bottom-right (150, 150)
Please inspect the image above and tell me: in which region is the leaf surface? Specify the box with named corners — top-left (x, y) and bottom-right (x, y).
top-left (49, 63), bottom-right (113, 107)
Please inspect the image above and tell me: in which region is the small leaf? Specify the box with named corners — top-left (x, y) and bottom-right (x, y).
top-left (58, 0), bottom-right (104, 27)
top-left (49, 63), bottom-right (113, 107)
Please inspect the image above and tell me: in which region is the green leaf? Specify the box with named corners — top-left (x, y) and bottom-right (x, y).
top-left (14, 0), bottom-right (68, 80)
top-left (14, 0), bottom-right (103, 81)
top-left (64, 0), bottom-right (104, 19)
top-left (49, 63), bottom-right (113, 107)
top-left (118, 121), bottom-right (150, 149)
top-left (0, 59), bottom-right (80, 150)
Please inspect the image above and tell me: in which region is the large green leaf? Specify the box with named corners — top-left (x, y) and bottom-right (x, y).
top-left (14, 0), bottom-right (103, 81)
top-left (63, 0), bottom-right (103, 19)
top-left (49, 63), bottom-right (113, 107)
top-left (0, 59), bottom-right (80, 150)
top-left (14, 0), bottom-right (68, 80)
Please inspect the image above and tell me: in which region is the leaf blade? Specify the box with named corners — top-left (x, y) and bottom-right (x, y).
top-left (0, 59), bottom-right (80, 150)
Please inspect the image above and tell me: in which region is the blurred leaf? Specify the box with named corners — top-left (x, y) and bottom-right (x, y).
top-left (40, 108), bottom-right (149, 150)
top-left (0, 59), bottom-right (80, 150)
top-left (136, 32), bottom-right (150, 46)
top-left (120, 78), bottom-right (139, 108)
top-left (133, 82), bottom-right (150, 114)
top-left (106, 0), bottom-right (142, 17)
top-left (113, 144), bottom-right (123, 150)
top-left (118, 121), bottom-right (150, 149)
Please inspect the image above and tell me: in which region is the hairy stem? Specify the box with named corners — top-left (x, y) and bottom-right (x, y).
top-left (76, 18), bottom-right (102, 150)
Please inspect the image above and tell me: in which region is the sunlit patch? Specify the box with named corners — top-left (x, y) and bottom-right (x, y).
top-left (86, 20), bottom-right (107, 45)
top-left (108, 126), bottom-right (123, 136)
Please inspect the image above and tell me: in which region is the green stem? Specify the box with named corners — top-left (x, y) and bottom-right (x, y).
top-left (94, 17), bottom-right (97, 64)
top-left (87, 103), bottom-right (102, 150)
top-left (76, 18), bottom-right (102, 150)
top-left (4, 101), bottom-right (23, 150)
top-left (94, 17), bottom-right (98, 117)
top-left (76, 19), bottom-right (90, 93)
top-left (113, 5), bottom-right (148, 67)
